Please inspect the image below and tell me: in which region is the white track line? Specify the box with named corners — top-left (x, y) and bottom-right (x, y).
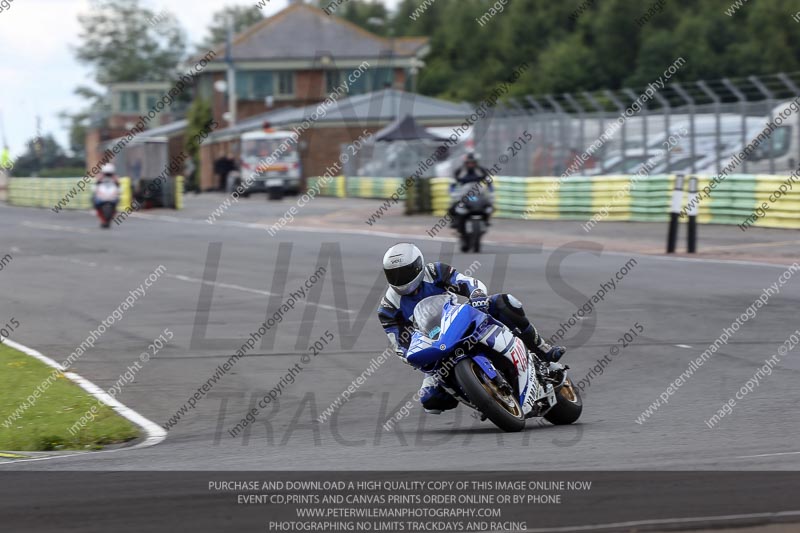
top-left (21, 220), bottom-right (93, 234)
top-left (524, 509), bottom-right (800, 532)
top-left (165, 273), bottom-right (353, 314)
top-left (127, 211), bottom-right (798, 271)
top-left (736, 451), bottom-right (800, 459)
top-left (0, 338), bottom-right (165, 465)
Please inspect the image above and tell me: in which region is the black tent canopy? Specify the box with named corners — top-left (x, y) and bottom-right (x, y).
top-left (373, 114), bottom-right (447, 142)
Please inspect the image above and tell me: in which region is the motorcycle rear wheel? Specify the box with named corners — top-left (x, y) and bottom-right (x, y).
top-left (455, 358), bottom-right (525, 432)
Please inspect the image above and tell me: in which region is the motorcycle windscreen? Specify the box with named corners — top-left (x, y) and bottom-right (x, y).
top-left (407, 294), bottom-right (457, 371)
top-left (412, 294), bottom-right (455, 339)
top-left (453, 182), bottom-right (491, 210)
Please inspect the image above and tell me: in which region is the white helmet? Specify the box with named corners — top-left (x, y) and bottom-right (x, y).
top-left (383, 243), bottom-right (425, 295)
top-left (101, 163), bottom-right (116, 175)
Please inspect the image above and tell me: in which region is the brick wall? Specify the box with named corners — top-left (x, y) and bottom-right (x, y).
top-left (300, 124), bottom-right (381, 180)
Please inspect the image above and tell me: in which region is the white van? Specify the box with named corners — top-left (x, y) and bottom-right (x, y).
top-left (696, 100), bottom-right (800, 175)
top-left (237, 130), bottom-right (302, 195)
top-left (595, 116), bottom-right (763, 175)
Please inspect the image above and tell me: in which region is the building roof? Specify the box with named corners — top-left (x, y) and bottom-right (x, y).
top-left (287, 89), bottom-right (471, 124)
top-left (210, 4), bottom-right (428, 62)
top-left (104, 90), bottom-right (469, 146)
top-left (208, 89), bottom-right (471, 143)
top-left (140, 119), bottom-right (188, 138)
top-left (101, 119), bottom-right (188, 148)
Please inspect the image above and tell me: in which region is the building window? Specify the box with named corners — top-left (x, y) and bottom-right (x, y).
top-left (119, 91), bottom-right (140, 113)
top-left (236, 71), bottom-right (274, 100)
top-left (277, 71), bottom-right (295, 96)
top-left (372, 68), bottom-right (394, 90)
top-left (144, 92), bottom-right (160, 111)
top-left (323, 68), bottom-right (394, 96)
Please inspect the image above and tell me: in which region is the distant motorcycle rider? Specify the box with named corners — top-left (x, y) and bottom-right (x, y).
top-left (93, 164), bottom-right (121, 228)
top-left (94, 163), bottom-right (120, 188)
top-left (448, 152), bottom-right (493, 230)
top-left (377, 242), bottom-right (565, 414)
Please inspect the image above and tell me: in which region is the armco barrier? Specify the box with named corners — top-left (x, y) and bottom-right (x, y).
top-left (306, 174), bottom-right (800, 229)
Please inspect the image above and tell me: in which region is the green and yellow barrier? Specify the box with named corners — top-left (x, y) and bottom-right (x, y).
top-left (7, 176), bottom-right (189, 212)
top-left (307, 175), bottom-right (346, 197)
top-left (306, 176), bottom-right (409, 200)
top-left (307, 173), bottom-right (800, 230)
top-left (9, 177), bottom-right (132, 212)
top-left (175, 175), bottom-right (184, 210)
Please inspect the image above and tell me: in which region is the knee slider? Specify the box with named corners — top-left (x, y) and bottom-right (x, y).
top-left (488, 294), bottom-right (530, 335)
top-left (492, 293), bottom-right (524, 314)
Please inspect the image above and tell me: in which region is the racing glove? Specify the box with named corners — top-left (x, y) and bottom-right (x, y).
top-left (392, 343), bottom-right (413, 365)
top-left (469, 289), bottom-right (490, 312)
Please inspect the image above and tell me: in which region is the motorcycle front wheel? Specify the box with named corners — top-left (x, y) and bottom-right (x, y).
top-left (454, 358), bottom-right (525, 432)
top-left (470, 217), bottom-right (482, 253)
top-left (544, 377), bottom-right (583, 425)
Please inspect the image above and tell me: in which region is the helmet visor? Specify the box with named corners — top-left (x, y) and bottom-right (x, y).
top-left (384, 256), bottom-right (423, 288)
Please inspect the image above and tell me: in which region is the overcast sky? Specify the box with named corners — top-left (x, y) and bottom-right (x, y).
top-left (0, 0), bottom-right (399, 157)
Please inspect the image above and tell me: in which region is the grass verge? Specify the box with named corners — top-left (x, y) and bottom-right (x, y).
top-left (0, 343), bottom-right (139, 451)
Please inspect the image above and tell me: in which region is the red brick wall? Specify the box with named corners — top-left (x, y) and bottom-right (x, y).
top-left (295, 70), bottom-right (325, 103)
top-left (205, 67), bottom-right (409, 124)
top-left (199, 139), bottom-right (238, 191)
top-left (300, 125), bottom-right (382, 182)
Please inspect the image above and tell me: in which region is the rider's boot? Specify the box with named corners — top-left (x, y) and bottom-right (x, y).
top-left (517, 325), bottom-right (567, 384)
top-left (419, 373), bottom-right (459, 415)
top-left (518, 324), bottom-right (565, 363)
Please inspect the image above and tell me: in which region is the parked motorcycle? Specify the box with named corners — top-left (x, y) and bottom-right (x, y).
top-left (406, 294), bottom-right (582, 432)
top-left (452, 183), bottom-right (493, 253)
top-left (94, 179), bottom-right (121, 229)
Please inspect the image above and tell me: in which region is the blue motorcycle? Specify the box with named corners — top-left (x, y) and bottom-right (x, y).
top-left (406, 294), bottom-right (582, 432)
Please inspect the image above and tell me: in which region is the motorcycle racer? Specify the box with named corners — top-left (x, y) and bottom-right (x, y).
top-left (448, 152), bottom-right (494, 232)
top-left (377, 242), bottom-right (565, 414)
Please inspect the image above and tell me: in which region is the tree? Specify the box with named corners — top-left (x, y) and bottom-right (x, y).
top-left (67, 0), bottom-right (188, 167)
top-left (184, 99), bottom-right (214, 192)
top-left (58, 87), bottom-right (108, 159)
top-left (58, 110), bottom-right (90, 160)
top-left (75, 0), bottom-right (186, 84)
top-left (336, 0), bottom-right (390, 35)
top-left (197, 6), bottom-right (265, 52)
top-left (332, 0), bottom-right (800, 104)
top-left (9, 134), bottom-right (81, 177)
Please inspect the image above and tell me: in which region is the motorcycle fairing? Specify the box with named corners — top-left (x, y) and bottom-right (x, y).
top-left (406, 299), bottom-right (551, 415)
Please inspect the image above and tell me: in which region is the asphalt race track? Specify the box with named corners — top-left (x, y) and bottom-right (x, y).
top-left (1, 196), bottom-right (799, 531)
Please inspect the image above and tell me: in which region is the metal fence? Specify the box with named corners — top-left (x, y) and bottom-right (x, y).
top-left (348, 72), bottom-right (800, 179)
top-left (476, 72), bottom-right (800, 177)
top-left (344, 139), bottom-right (458, 179)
